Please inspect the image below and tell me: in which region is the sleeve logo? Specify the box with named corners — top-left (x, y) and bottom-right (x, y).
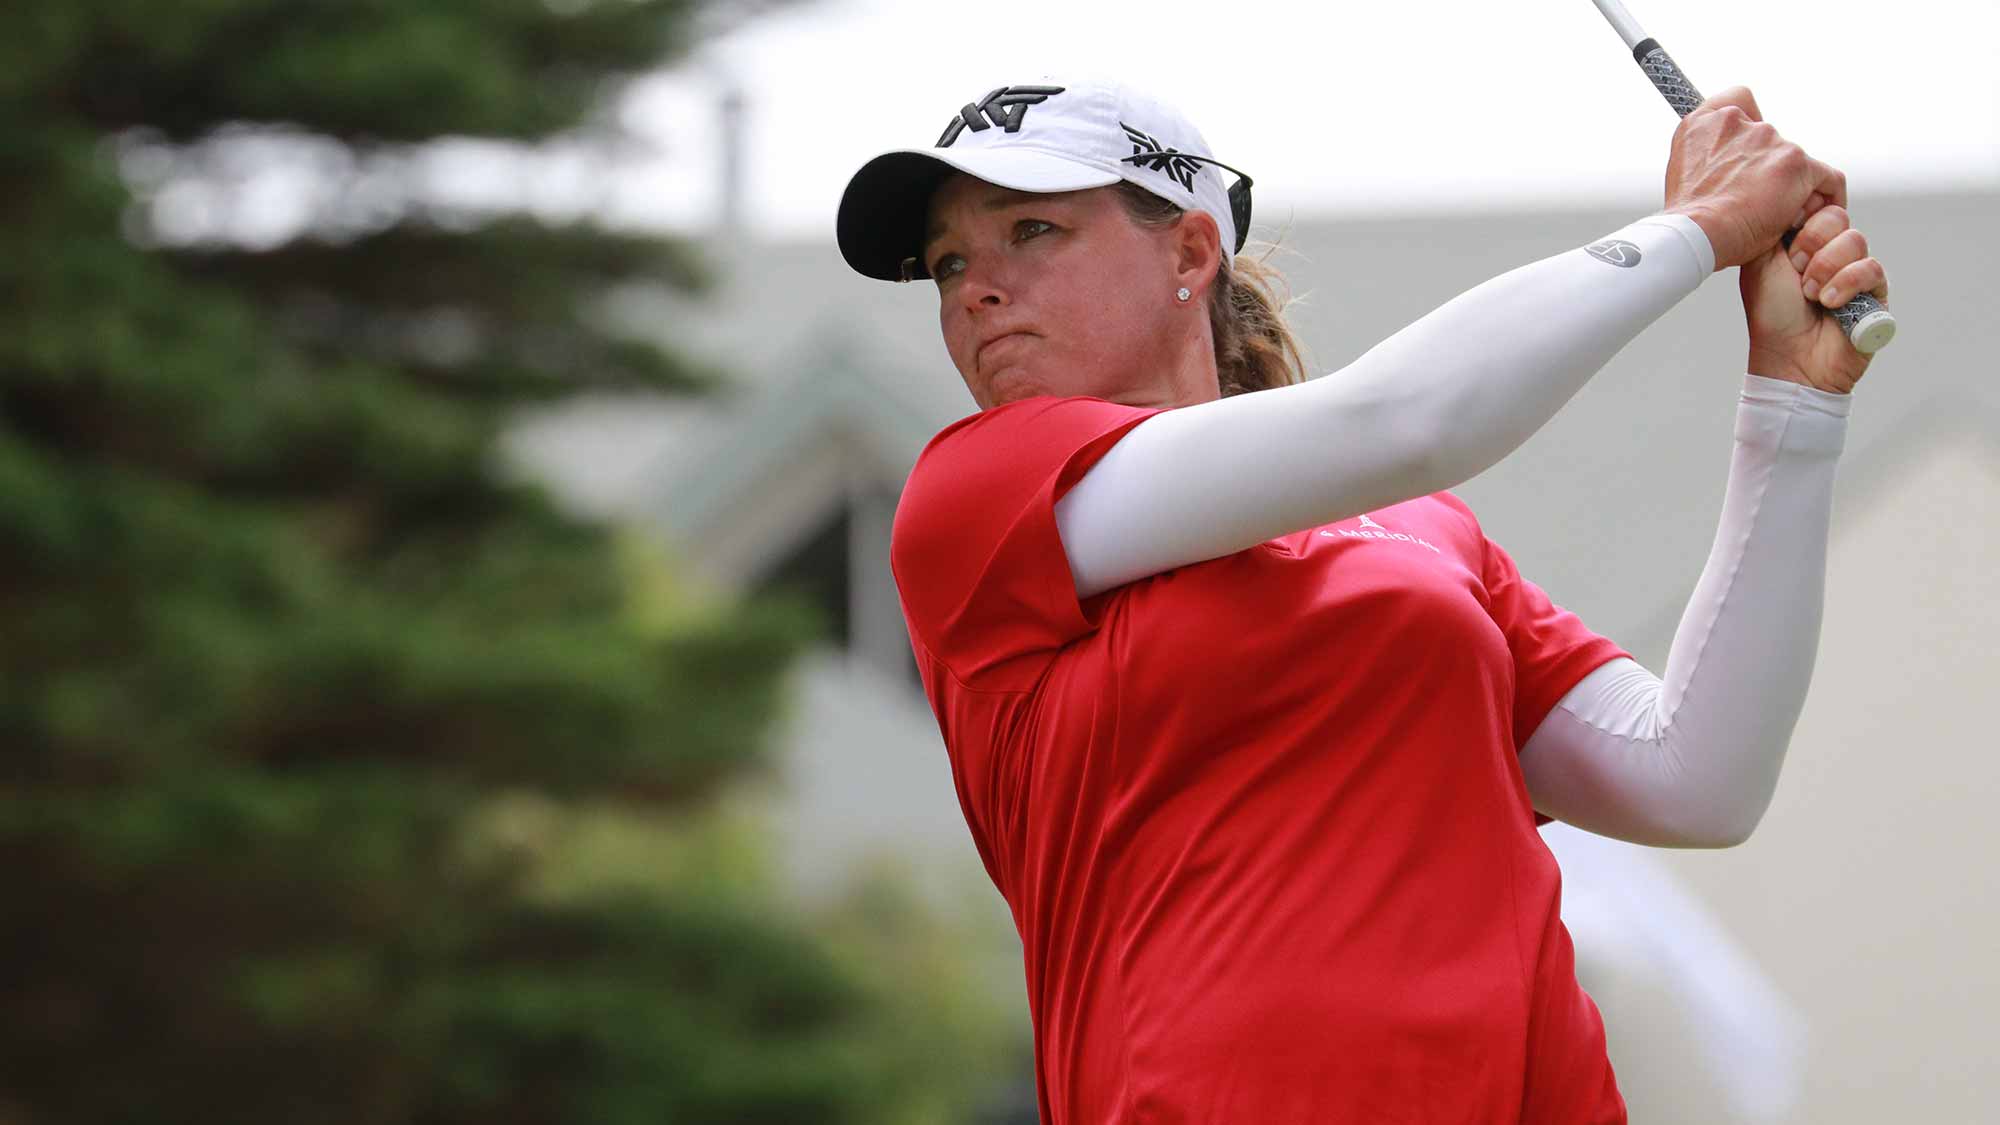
top-left (1585, 239), bottom-right (1643, 268)
top-left (936, 85), bottom-right (1066, 147)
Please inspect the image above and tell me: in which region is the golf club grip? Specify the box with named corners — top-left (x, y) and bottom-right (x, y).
top-left (1631, 36), bottom-right (1896, 353)
top-left (1633, 37), bottom-right (1705, 116)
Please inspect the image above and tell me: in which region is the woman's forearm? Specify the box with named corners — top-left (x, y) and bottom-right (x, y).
top-left (1057, 213), bottom-right (1717, 598)
top-left (1518, 374), bottom-right (1852, 846)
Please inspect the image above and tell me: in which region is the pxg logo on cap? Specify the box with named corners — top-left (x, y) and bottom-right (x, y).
top-left (937, 85), bottom-right (1066, 147)
top-left (1120, 123), bottom-right (1201, 191)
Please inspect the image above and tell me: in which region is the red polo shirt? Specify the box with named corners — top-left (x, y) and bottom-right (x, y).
top-left (891, 394), bottom-right (1631, 1124)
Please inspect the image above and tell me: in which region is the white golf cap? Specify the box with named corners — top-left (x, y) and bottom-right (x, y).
top-left (837, 77), bottom-right (1253, 282)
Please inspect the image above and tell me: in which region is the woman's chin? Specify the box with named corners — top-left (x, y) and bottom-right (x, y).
top-left (985, 367), bottom-right (1048, 407)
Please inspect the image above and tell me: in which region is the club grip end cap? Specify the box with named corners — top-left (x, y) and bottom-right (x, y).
top-left (1851, 309), bottom-right (1896, 354)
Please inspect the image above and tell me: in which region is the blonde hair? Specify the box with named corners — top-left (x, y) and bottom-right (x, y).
top-left (1111, 182), bottom-right (1310, 397)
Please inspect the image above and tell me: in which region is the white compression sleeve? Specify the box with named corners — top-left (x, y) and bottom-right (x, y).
top-left (1055, 212), bottom-right (1715, 598)
top-left (1518, 374), bottom-right (1852, 848)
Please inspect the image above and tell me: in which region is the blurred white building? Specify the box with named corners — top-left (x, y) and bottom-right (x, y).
top-left (507, 186), bottom-right (2000, 1124)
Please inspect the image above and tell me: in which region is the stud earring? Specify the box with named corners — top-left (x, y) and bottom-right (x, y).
top-left (1176, 287), bottom-right (1192, 302)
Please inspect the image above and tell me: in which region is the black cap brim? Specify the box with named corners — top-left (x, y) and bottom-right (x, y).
top-left (836, 148), bottom-right (1123, 282)
top-left (836, 151), bottom-right (958, 282)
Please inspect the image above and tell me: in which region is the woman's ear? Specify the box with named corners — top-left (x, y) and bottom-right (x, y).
top-left (1172, 209), bottom-right (1224, 299)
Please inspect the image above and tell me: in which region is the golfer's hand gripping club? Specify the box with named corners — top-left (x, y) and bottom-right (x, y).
top-left (1590, 0), bottom-right (1897, 354)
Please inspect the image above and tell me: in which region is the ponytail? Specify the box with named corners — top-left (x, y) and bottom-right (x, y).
top-left (1210, 249), bottom-right (1308, 396)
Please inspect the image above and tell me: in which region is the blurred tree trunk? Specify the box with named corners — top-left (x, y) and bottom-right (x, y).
top-left (0, 3), bottom-right (1009, 1122)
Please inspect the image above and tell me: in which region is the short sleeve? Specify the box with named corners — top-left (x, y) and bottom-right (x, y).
top-left (891, 395), bottom-right (1164, 693)
top-left (1480, 535), bottom-right (1633, 754)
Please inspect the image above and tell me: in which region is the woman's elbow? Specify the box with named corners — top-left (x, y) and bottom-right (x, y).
top-left (1664, 801), bottom-right (1768, 849)
top-left (1656, 730), bottom-right (1792, 848)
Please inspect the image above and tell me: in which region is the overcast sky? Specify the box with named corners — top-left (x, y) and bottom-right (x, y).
top-left (603, 0), bottom-right (1997, 239)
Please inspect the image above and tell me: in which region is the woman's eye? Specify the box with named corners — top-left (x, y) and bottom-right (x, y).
top-left (930, 222), bottom-right (1049, 283)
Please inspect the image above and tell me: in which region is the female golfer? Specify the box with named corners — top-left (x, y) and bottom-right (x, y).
top-left (835, 77), bottom-right (1885, 1123)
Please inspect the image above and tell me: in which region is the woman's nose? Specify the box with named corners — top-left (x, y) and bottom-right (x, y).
top-left (958, 259), bottom-right (1008, 311)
